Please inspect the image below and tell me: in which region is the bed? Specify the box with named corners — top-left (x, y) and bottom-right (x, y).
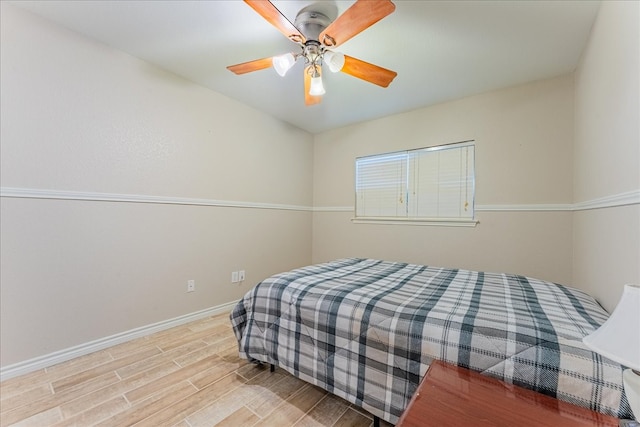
top-left (230, 258), bottom-right (631, 424)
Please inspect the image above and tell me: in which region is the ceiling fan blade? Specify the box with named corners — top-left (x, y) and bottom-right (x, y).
top-left (319, 0), bottom-right (395, 47)
top-left (341, 55), bottom-right (397, 88)
top-left (244, 0), bottom-right (306, 43)
top-left (304, 66), bottom-right (322, 106)
top-left (227, 57), bottom-right (273, 75)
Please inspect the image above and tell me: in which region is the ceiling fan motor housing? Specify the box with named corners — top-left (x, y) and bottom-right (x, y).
top-left (294, 10), bottom-right (331, 42)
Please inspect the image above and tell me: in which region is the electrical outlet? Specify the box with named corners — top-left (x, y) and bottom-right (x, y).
top-left (238, 270), bottom-right (245, 281)
top-left (187, 280), bottom-right (195, 292)
top-left (231, 271), bottom-right (239, 283)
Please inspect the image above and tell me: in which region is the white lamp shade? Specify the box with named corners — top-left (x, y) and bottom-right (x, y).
top-left (309, 75), bottom-right (326, 96)
top-left (273, 53), bottom-right (296, 77)
top-left (583, 284), bottom-right (640, 370)
top-left (324, 51), bottom-right (345, 73)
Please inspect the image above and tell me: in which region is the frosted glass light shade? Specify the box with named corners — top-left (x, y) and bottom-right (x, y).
top-left (273, 53), bottom-right (296, 77)
top-left (309, 75), bottom-right (325, 96)
top-left (583, 284), bottom-right (640, 370)
top-left (324, 51), bottom-right (345, 73)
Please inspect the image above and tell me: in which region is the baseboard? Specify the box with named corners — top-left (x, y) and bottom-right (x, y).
top-left (0, 301), bottom-right (239, 382)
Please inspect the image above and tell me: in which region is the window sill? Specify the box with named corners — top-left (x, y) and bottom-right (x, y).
top-left (351, 217), bottom-right (479, 227)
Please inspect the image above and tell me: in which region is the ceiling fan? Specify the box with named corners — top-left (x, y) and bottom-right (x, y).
top-left (227, 0), bottom-right (398, 106)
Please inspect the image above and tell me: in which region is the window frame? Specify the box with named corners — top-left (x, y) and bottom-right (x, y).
top-left (353, 140), bottom-right (478, 227)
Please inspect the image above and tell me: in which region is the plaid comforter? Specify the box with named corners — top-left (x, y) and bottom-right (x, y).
top-left (230, 258), bottom-right (631, 423)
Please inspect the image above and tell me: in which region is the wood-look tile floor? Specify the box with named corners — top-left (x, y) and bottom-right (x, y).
top-left (0, 313), bottom-right (393, 427)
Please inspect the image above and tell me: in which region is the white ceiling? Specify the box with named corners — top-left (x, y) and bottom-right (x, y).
top-left (12, 0), bottom-right (601, 134)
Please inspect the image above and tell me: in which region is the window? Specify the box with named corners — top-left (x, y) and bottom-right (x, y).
top-left (354, 141), bottom-right (476, 225)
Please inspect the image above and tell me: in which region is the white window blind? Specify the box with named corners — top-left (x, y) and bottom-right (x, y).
top-left (355, 141), bottom-right (475, 222)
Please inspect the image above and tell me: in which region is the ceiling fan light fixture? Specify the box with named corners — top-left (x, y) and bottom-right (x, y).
top-left (309, 74), bottom-right (326, 96)
top-left (229, 0), bottom-right (398, 106)
top-left (324, 51), bottom-right (345, 73)
top-left (273, 53), bottom-right (296, 77)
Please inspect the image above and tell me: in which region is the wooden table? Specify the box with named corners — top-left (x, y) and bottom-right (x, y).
top-left (396, 360), bottom-right (620, 426)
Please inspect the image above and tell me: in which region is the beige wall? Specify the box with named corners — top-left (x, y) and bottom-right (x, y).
top-left (313, 76), bottom-right (575, 285)
top-left (573, 0), bottom-right (640, 311)
top-left (0, 3), bottom-right (313, 366)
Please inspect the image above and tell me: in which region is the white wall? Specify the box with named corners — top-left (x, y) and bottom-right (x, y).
top-left (0, 3), bottom-right (314, 367)
top-left (573, 0), bottom-right (640, 311)
top-left (313, 75), bottom-right (575, 285)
